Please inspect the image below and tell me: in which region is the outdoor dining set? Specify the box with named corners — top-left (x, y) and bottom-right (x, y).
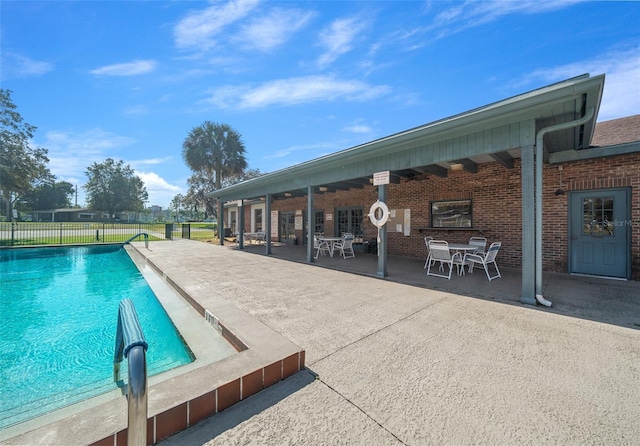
top-left (424, 236), bottom-right (502, 281)
top-left (314, 233), bottom-right (355, 259)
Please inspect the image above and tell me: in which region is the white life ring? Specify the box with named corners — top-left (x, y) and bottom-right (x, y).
top-left (368, 200), bottom-right (390, 228)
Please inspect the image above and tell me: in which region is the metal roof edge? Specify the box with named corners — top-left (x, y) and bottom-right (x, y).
top-left (549, 140), bottom-right (640, 164)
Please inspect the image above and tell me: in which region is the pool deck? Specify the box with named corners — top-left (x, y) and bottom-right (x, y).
top-left (4, 239), bottom-right (640, 445)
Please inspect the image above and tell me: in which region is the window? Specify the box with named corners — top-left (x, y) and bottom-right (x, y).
top-left (431, 199), bottom-right (472, 228)
top-left (279, 211), bottom-right (296, 242)
top-left (336, 207), bottom-right (364, 242)
top-left (229, 210), bottom-right (237, 234)
top-left (314, 210), bottom-right (325, 234)
top-left (254, 208), bottom-right (263, 232)
top-left (78, 213), bottom-right (94, 220)
top-left (582, 196), bottom-right (614, 236)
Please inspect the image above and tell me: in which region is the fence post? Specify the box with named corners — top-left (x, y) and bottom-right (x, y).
top-left (11, 222), bottom-right (16, 246)
top-left (165, 224), bottom-right (172, 240)
top-left (59, 223), bottom-right (63, 245)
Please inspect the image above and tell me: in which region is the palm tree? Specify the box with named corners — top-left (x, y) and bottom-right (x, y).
top-left (182, 121), bottom-right (248, 189)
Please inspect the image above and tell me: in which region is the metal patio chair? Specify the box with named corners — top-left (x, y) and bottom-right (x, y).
top-left (427, 239), bottom-right (449, 271)
top-left (468, 236), bottom-right (487, 255)
top-left (333, 234), bottom-right (355, 259)
top-left (463, 241), bottom-right (502, 281)
top-left (426, 241), bottom-right (466, 279)
top-left (314, 234), bottom-right (330, 259)
top-left (423, 236), bottom-right (434, 269)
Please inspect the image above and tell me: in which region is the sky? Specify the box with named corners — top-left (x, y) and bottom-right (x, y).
top-left (2, 0), bottom-right (639, 209)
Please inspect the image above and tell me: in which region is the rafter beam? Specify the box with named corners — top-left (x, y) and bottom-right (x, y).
top-left (415, 164), bottom-right (448, 178)
top-left (490, 151), bottom-right (514, 169)
top-left (452, 158), bottom-right (478, 173)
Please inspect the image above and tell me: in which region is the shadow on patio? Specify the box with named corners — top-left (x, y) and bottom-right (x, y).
top-left (236, 242), bottom-right (640, 331)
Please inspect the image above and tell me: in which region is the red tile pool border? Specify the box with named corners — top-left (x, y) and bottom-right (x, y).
top-left (89, 352), bottom-right (305, 446)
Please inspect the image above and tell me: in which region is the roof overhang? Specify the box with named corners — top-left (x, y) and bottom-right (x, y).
top-left (212, 74), bottom-right (605, 202)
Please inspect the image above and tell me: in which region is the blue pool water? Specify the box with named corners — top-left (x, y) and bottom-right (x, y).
top-left (0, 245), bottom-right (194, 428)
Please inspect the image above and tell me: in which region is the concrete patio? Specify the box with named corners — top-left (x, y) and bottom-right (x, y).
top-left (146, 239), bottom-right (640, 445)
top-left (239, 241), bottom-right (640, 330)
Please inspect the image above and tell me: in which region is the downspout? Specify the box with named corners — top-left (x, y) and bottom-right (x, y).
top-left (534, 106), bottom-right (595, 307)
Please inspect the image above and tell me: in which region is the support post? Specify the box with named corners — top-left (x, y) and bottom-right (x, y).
top-left (521, 145), bottom-right (536, 304)
top-left (218, 199), bottom-right (224, 245)
top-left (238, 201), bottom-right (245, 249)
top-left (377, 184), bottom-right (388, 278)
top-left (307, 187), bottom-right (314, 263)
top-left (265, 194), bottom-right (272, 255)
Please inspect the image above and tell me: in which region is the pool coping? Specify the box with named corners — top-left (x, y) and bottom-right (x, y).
top-left (2, 244), bottom-right (305, 446)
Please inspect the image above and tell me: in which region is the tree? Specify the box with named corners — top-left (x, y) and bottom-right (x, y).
top-left (182, 121), bottom-right (248, 189)
top-left (184, 168), bottom-right (262, 220)
top-left (21, 180), bottom-right (75, 211)
top-left (185, 172), bottom-right (216, 219)
top-left (0, 89), bottom-right (50, 220)
top-left (169, 193), bottom-right (187, 221)
top-left (84, 158), bottom-right (148, 218)
top-left (221, 168), bottom-right (262, 188)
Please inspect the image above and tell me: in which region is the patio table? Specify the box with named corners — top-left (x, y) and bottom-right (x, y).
top-left (447, 243), bottom-right (479, 274)
top-left (318, 236), bottom-right (344, 257)
top-left (243, 232), bottom-right (266, 244)
top-left (447, 243), bottom-right (477, 253)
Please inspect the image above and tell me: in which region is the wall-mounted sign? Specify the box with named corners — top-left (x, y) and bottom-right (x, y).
top-left (271, 211), bottom-right (278, 237)
top-left (326, 213), bottom-right (333, 221)
top-left (294, 216), bottom-right (303, 230)
top-left (373, 171), bottom-right (390, 186)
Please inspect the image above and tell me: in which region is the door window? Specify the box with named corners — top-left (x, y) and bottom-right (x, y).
top-left (254, 208), bottom-right (263, 232)
top-left (336, 207), bottom-right (364, 242)
top-left (314, 210), bottom-right (325, 234)
top-left (279, 211), bottom-right (295, 242)
top-left (582, 196), bottom-right (614, 236)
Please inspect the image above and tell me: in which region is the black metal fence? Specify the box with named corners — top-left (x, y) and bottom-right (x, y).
top-left (0, 222), bottom-right (196, 247)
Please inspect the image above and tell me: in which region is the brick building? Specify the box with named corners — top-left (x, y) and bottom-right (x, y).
top-left (211, 74), bottom-right (639, 305)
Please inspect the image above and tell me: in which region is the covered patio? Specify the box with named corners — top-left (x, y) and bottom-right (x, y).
top-left (237, 241), bottom-right (640, 330)
top-left (212, 73), bottom-right (638, 308)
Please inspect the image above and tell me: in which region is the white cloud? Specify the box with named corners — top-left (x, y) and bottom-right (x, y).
top-left (397, 0), bottom-right (587, 49)
top-left (90, 60), bottom-right (157, 76)
top-left (36, 130), bottom-right (182, 207)
top-left (123, 105), bottom-right (149, 116)
top-left (204, 75), bottom-right (391, 109)
top-left (342, 124), bottom-right (373, 134)
top-left (130, 157), bottom-right (174, 167)
top-left (34, 128), bottom-right (138, 207)
top-left (136, 171), bottom-right (184, 208)
top-left (317, 16), bottom-right (369, 67)
top-left (174, 0), bottom-right (260, 51)
top-left (1, 52), bottom-right (53, 80)
top-left (264, 142), bottom-right (337, 160)
top-left (513, 46), bottom-right (640, 121)
top-left (38, 128), bottom-right (138, 182)
top-left (236, 8), bottom-right (315, 52)
top-left (434, 0), bottom-right (585, 30)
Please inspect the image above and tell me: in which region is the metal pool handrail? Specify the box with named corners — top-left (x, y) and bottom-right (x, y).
top-left (123, 232), bottom-right (149, 249)
top-left (114, 299), bottom-right (148, 446)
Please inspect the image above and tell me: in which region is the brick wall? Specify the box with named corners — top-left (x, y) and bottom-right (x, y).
top-left (232, 153), bottom-right (639, 280)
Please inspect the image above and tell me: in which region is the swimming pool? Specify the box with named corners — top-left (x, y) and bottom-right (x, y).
top-left (0, 245), bottom-right (194, 429)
